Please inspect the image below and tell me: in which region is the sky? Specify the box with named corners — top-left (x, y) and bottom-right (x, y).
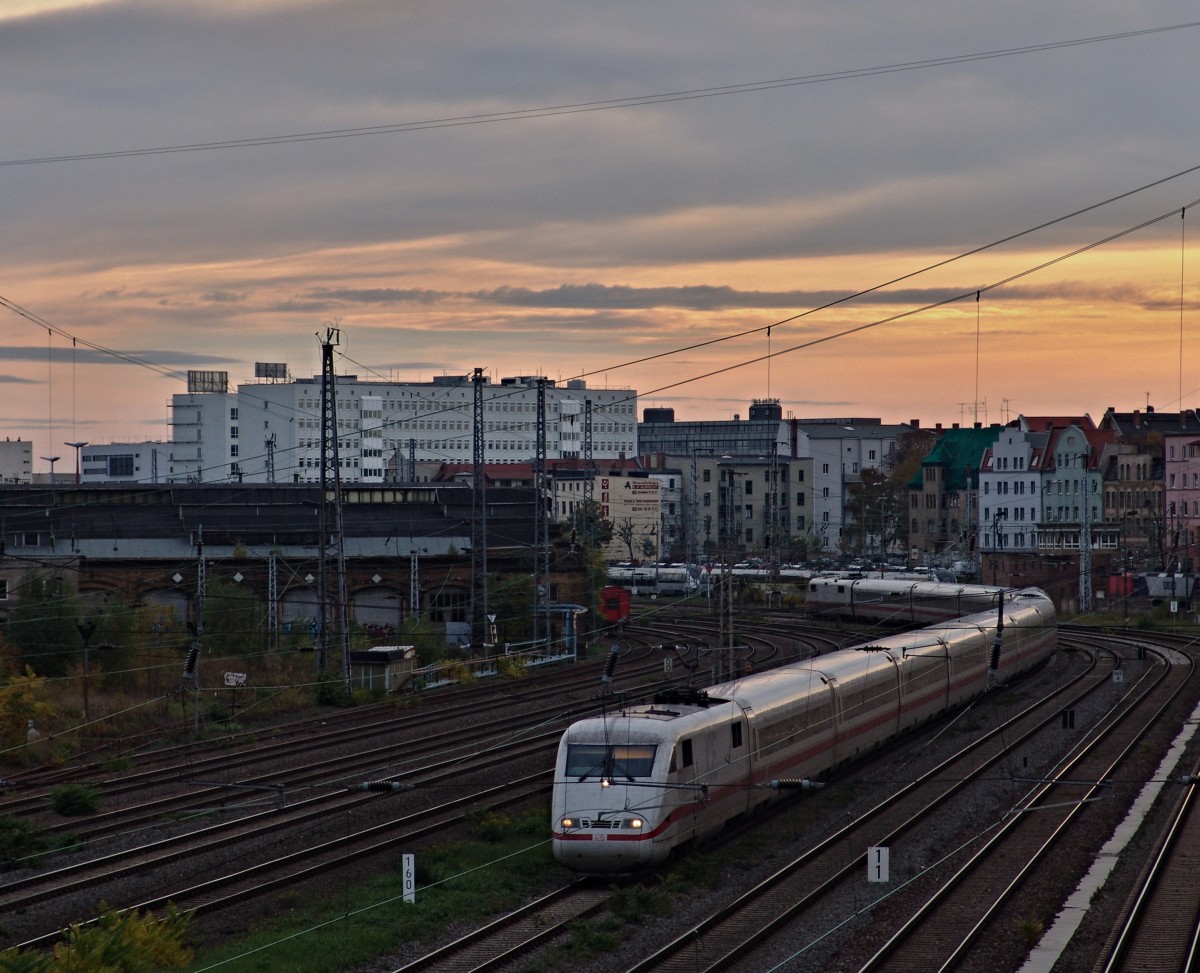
top-left (4, 1), bottom-right (1200, 470)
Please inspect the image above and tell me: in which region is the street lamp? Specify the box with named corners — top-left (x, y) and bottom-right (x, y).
top-left (65, 441), bottom-right (89, 485)
top-left (41, 455), bottom-right (60, 483)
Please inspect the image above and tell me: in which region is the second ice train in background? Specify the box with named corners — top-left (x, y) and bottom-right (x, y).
top-left (805, 575), bottom-right (1008, 624)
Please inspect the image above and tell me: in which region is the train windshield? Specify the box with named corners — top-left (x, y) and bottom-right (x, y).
top-left (566, 744), bottom-right (658, 780)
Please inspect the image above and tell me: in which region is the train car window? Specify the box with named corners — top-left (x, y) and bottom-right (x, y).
top-left (681, 738), bottom-right (694, 768)
top-left (566, 743), bottom-right (609, 777)
top-left (731, 721), bottom-right (743, 749)
top-left (566, 744), bottom-right (609, 778)
top-left (565, 743), bottom-right (657, 779)
top-left (612, 745), bottom-right (657, 778)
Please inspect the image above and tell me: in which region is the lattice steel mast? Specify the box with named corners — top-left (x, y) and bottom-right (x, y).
top-left (317, 326), bottom-right (350, 682)
top-left (535, 378), bottom-right (548, 646)
top-left (471, 367), bottom-right (489, 650)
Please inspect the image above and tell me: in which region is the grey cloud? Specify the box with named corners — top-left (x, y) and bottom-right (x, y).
top-left (299, 281), bottom-right (1135, 314)
top-left (300, 288), bottom-right (446, 305)
top-left (0, 346), bottom-right (239, 367)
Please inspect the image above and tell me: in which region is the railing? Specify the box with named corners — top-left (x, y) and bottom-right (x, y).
top-left (402, 639), bottom-right (568, 692)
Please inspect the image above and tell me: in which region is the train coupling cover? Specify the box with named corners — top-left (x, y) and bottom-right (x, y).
top-left (762, 778), bottom-right (824, 791)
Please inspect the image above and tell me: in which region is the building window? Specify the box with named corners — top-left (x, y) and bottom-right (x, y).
top-left (108, 455), bottom-right (135, 477)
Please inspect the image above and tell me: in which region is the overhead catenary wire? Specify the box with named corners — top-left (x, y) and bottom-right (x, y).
top-left (4, 156), bottom-right (1200, 489)
top-left (0, 22), bottom-right (1197, 168)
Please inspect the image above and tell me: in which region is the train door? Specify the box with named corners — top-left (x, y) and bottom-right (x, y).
top-left (825, 675), bottom-right (844, 766)
top-left (730, 703), bottom-right (753, 817)
top-left (899, 641), bottom-right (950, 728)
top-left (670, 736), bottom-right (700, 845)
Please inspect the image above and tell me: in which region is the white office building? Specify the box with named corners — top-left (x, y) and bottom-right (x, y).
top-left (168, 368), bottom-right (636, 484)
top-left (80, 442), bottom-right (171, 483)
top-left (0, 439), bottom-right (33, 484)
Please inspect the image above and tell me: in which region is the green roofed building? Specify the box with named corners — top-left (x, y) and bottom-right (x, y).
top-left (908, 425), bottom-right (1001, 561)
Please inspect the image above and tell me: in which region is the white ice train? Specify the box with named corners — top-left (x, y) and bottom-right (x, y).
top-left (550, 585), bottom-right (1056, 874)
top-left (607, 564), bottom-right (700, 597)
top-left (805, 575), bottom-right (1007, 625)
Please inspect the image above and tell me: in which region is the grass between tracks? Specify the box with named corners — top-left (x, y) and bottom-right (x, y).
top-left (179, 804), bottom-right (699, 973)
top-left (181, 807), bottom-right (560, 973)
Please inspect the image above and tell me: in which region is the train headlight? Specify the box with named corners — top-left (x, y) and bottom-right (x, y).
top-left (559, 817), bottom-right (577, 830)
top-left (626, 817), bottom-right (644, 829)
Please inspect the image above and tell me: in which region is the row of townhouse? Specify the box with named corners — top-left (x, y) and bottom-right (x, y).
top-left (10, 390), bottom-right (926, 564)
top-left (910, 405), bottom-right (1195, 581)
top-left (637, 400), bottom-right (923, 562)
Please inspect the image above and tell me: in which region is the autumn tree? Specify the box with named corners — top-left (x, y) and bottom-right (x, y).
top-left (4, 571), bottom-right (84, 677)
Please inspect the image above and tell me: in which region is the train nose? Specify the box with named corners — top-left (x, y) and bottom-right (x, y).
top-left (552, 834), bottom-right (656, 872)
top-left (552, 812), bottom-right (661, 873)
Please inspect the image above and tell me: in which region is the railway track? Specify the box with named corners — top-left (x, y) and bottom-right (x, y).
top-left (390, 880), bottom-right (613, 973)
top-left (612, 639), bottom-right (1110, 973)
top-left (1095, 746), bottom-right (1200, 971)
top-left (0, 619), bottom-right (817, 949)
top-left (369, 639), bottom-right (1097, 973)
top-left (852, 640), bottom-right (1194, 972)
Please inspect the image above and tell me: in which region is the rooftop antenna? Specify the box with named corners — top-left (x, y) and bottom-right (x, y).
top-left (766, 325), bottom-right (772, 400)
top-left (974, 290), bottom-right (981, 425)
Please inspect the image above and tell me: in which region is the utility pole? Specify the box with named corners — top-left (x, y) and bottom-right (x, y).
top-left (1079, 451), bottom-right (1093, 612)
top-left (410, 548), bottom-right (421, 621)
top-left (267, 549), bottom-right (279, 649)
top-left (583, 399), bottom-right (595, 547)
top-left (583, 398), bottom-right (597, 635)
top-left (689, 449), bottom-right (699, 569)
top-left (265, 433), bottom-right (277, 484)
top-left (471, 367), bottom-right (489, 652)
top-left (183, 527), bottom-right (205, 736)
top-left (767, 445), bottom-right (780, 580)
top-left (535, 378), bottom-right (549, 647)
top-left (316, 325), bottom-right (350, 684)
